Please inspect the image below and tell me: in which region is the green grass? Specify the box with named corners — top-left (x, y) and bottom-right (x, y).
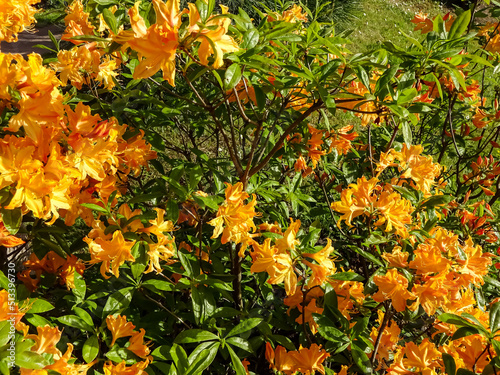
top-left (347, 0), bottom-right (450, 52)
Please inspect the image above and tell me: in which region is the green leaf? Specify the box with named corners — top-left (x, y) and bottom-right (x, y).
top-left (442, 353), bottom-right (456, 375)
top-left (102, 287), bottom-right (134, 317)
top-left (227, 344), bottom-right (246, 375)
top-left (174, 330), bottom-right (219, 344)
top-left (80, 203), bottom-right (108, 214)
top-left (73, 272), bottom-right (86, 300)
top-left (490, 302), bottom-right (500, 333)
top-left (185, 342), bottom-right (220, 375)
top-left (329, 272), bottom-right (364, 282)
top-left (142, 279), bottom-right (175, 294)
top-left (375, 64), bottom-right (399, 100)
top-left (349, 246), bottom-right (384, 267)
top-left (225, 318), bottom-right (262, 338)
top-left (102, 8), bottom-right (118, 34)
top-left (448, 9), bottom-right (471, 40)
top-left (362, 233), bottom-right (388, 246)
top-left (224, 64), bottom-right (242, 91)
top-left (57, 315), bottom-right (94, 332)
top-left (69, 35), bottom-right (110, 42)
top-left (25, 299), bottom-right (54, 314)
top-left (127, 191), bottom-right (165, 204)
top-left (189, 165), bottom-right (204, 192)
top-left (24, 314), bottom-right (51, 327)
top-left (83, 335), bottom-right (99, 363)
top-left (355, 66), bottom-right (371, 93)
top-left (485, 275), bottom-right (500, 289)
top-left (74, 307), bottom-right (93, 327)
top-left (401, 121), bottom-right (412, 146)
top-left (191, 286), bottom-right (204, 325)
top-left (0, 321), bottom-right (10, 347)
top-left (178, 248), bottom-right (195, 278)
top-left (419, 195), bottom-right (453, 210)
top-left (438, 313), bottom-right (489, 336)
top-left (15, 350), bottom-right (48, 370)
top-left (131, 242), bottom-right (148, 280)
top-left (170, 344), bottom-right (189, 374)
top-left (226, 337), bottom-right (253, 353)
top-left (1, 208), bottom-right (22, 234)
top-left (351, 342), bottom-right (373, 374)
top-left (242, 28), bottom-right (259, 49)
top-left (451, 326), bottom-right (479, 340)
top-left (492, 339), bottom-right (500, 356)
top-left (0, 271), bottom-right (8, 290)
top-left (433, 14), bottom-right (445, 35)
top-left (313, 314), bottom-right (349, 343)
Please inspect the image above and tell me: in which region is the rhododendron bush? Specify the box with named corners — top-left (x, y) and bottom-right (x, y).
top-left (1, 0), bottom-right (500, 374)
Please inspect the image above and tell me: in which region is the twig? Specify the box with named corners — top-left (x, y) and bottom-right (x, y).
top-left (371, 302), bottom-right (393, 367)
top-left (143, 291), bottom-right (190, 329)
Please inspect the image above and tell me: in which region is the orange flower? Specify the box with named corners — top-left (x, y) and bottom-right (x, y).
top-left (267, 4), bottom-right (308, 23)
top-left (328, 125), bottom-right (358, 155)
top-left (265, 342), bottom-right (295, 375)
top-left (86, 230), bottom-right (136, 279)
top-left (410, 13), bottom-right (433, 34)
top-left (140, 207), bottom-right (174, 236)
top-left (186, 3), bottom-right (239, 68)
top-left (409, 244), bottom-right (451, 275)
top-left (45, 343), bottom-right (97, 374)
top-left (145, 235), bottom-right (176, 274)
top-left (370, 312), bottom-right (401, 366)
top-left (62, 0), bottom-right (95, 44)
top-left (106, 315), bottom-right (136, 346)
top-left (0, 289), bottom-right (24, 324)
top-left (0, 0), bottom-right (40, 43)
top-left (115, 0), bottom-right (182, 85)
top-left (294, 299), bottom-right (323, 334)
top-left (27, 325), bottom-right (62, 356)
top-left (331, 176), bottom-right (378, 227)
top-left (403, 339), bottom-right (440, 372)
top-left (127, 329), bottom-right (151, 358)
top-left (381, 247), bottom-right (409, 268)
top-left (103, 360), bottom-right (150, 375)
top-left (411, 272), bottom-right (449, 316)
top-left (275, 218), bottom-right (301, 252)
top-left (250, 238), bottom-right (297, 295)
top-left (290, 344), bottom-right (330, 375)
top-left (373, 269), bottom-right (415, 312)
top-left (0, 220), bottom-right (24, 247)
top-left (208, 182), bottom-right (258, 255)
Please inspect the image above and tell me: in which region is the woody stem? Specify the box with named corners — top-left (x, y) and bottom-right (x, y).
top-left (232, 243), bottom-right (243, 311)
top-left (371, 301), bottom-right (392, 367)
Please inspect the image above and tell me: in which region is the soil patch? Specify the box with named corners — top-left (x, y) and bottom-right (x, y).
top-left (0, 24), bottom-right (63, 55)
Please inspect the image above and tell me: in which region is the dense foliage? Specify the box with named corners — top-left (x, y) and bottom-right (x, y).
top-left (1, 0), bottom-right (500, 374)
